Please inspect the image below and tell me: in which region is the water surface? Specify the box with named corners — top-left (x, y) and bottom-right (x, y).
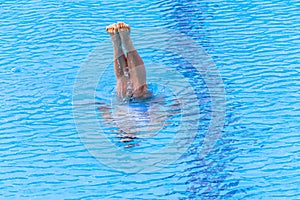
top-left (1, 0), bottom-right (300, 199)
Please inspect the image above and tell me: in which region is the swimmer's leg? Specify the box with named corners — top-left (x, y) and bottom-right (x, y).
top-left (106, 23), bottom-right (131, 98)
top-left (117, 22), bottom-right (148, 98)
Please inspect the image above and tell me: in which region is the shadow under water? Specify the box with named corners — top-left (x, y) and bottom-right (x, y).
top-left (97, 84), bottom-right (182, 148)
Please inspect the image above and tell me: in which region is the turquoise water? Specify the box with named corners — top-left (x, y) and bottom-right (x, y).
top-left (1, 0), bottom-right (300, 199)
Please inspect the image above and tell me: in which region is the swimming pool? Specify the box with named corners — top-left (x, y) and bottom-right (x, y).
top-left (1, 0), bottom-right (300, 199)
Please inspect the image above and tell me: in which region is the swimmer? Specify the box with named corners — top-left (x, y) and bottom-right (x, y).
top-left (99, 22), bottom-right (181, 146)
top-left (106, 22), bottom-right (148, 99)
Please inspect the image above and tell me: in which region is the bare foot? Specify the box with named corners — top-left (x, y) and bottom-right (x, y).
top-left (106, 23), bottom-right (118, 35)
top-left (106, 23), bottom-right (122, 47)
top-left (117, 22), bottom-right (134, 52)
top-left (117, 22), bottom-right (130, 32)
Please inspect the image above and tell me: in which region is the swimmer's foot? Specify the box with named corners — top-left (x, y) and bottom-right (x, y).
top-left (117, 22), bottom-right (131, 32)
top-left (117, 22), bottom-right (135, 52)
top-left (106, 23), bottom-right (118, 35)
top-left (106, 23), bottom-right (122, 46)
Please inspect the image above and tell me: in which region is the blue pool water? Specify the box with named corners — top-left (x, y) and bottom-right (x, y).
top-left (1, 0), bottom-right (300, 199)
